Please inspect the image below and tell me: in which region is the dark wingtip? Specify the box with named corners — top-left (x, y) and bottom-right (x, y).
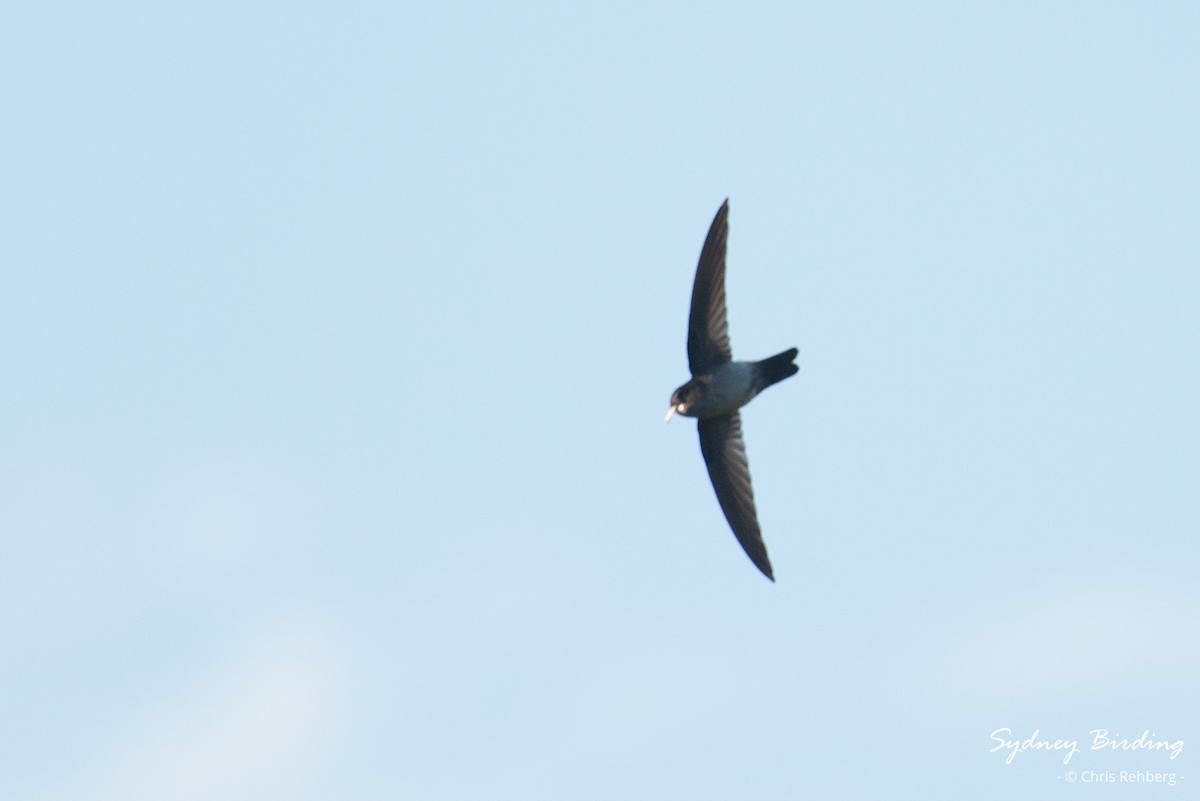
top-left (750, 552), bottom-right (775, 581)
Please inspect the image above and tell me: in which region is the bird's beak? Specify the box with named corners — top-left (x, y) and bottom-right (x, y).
top-left (664, 405), bottom-right (677, 423)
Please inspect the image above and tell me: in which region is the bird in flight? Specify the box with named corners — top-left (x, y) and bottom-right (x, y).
top-left (664, 199), bottom-right (798, 581)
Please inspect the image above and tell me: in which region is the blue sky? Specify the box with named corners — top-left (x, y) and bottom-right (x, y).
top-left (3, 2), bottom-right (1198, 799)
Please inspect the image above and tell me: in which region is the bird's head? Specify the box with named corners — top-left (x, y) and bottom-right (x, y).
top-left (664, 378), bottom-right (704, 423)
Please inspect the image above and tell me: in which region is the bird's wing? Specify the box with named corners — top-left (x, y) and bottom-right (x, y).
top-left (687, 199), bottom-right (734, 375)
top-left (697, 412), bottom-right (773, 580)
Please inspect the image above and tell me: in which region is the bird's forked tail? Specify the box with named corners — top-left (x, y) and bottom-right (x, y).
top-left (754, 348), bottom-right (799, 392)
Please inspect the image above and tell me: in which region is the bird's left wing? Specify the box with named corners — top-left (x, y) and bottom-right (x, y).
top-left (697, 411), bottom-right (773, 580)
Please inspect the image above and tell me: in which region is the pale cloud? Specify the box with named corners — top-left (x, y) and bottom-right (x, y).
top-left (44, 619), bottom-right (353, 801)
top-left (905, 574), bottom-right (1200, 709)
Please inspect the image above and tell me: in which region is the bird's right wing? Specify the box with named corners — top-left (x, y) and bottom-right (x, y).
top-left (687, 199), bottom-right (734, 375)
top-left (697, 411), bottom-right (773, 580)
